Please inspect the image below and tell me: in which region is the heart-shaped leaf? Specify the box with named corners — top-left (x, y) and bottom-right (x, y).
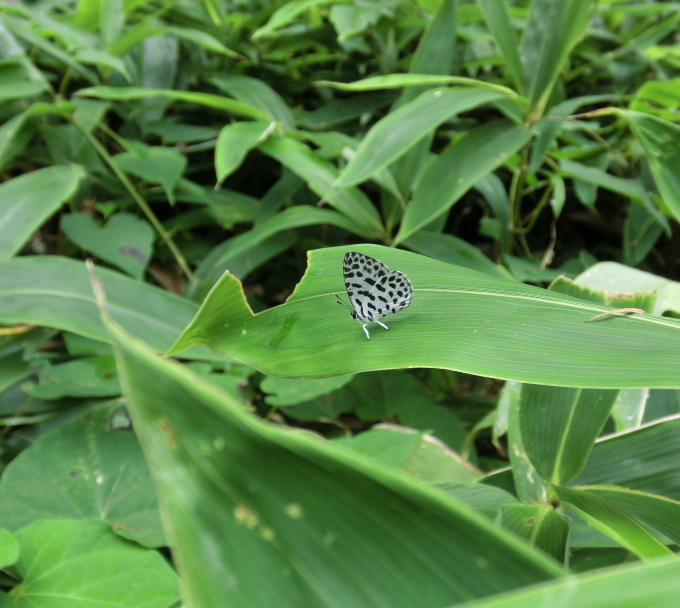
top-left (61, 213), bottom-right (154, 279)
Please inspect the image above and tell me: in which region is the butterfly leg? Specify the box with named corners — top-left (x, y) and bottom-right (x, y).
top-left (377, 321), bottom-right (389, 330)
top-left (362, 323), bottom-right (371, 340)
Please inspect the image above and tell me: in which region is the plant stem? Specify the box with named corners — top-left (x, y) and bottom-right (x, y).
top-left (73, 117), bottom-right (194, 281)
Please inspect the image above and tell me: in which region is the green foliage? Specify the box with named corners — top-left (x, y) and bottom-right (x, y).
top-left (1, 0), bottom-right (680, 605)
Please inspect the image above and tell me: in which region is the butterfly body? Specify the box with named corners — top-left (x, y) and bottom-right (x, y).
top-left (339, 252), bottom-right (413, 339)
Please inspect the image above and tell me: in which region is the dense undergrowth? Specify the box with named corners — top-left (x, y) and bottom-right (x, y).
top-left (1, 0), bottom-right (680, 606)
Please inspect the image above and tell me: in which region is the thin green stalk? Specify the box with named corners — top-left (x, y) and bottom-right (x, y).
top-left (518, 182), bottom-right (553, 235)
top-left (73, 118), bottom-right (194, 281)
top-left (509, 146), bottom-right (531, 256)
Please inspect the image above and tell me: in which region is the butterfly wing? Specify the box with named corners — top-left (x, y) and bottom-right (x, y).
top-left (343, 252), bottom-right (413, 322)
top-left (372, 270), bottom-right (413, 319)
top-left (344, 252), bottom-right (381, 321)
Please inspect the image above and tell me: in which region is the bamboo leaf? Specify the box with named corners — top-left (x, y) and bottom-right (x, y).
top-left (169, 246), bottom-right (680, 388)
top-left (77, 86), bottom-right (269, 120)
top-left (0, 257), bottom-right (205, 356)
top-left (334, 88), bottom-right (508, 189)
top-left (0, 166), bottom-right (85, 261)
top-left (553, 486), bottom-right (672, 559)
top-left (520, 386), bottom-right (617, 485)
top-left (500, 503), bottom-right (568, 562)
top-left (457, 557), bottom-right (680, 608)
top-left (110, 319), bottom-right (564, 607)
top-left (582, 485), bottom-right (680, 546)
top-left (395, 121), bottom-right (532, 243)
top-left (259, 136), bottom-right (385, 237)
top-left (478, 0), bottom-right (525, 94)
top-left (619, 110), bottom-right (680, 224)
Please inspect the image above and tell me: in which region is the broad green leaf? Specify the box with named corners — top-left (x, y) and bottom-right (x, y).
top-left (520, 0), bottom-right (598, 110)
top-left (0, 63), bottom-right (47, 100)
top-left (188, 206), bottom-right (373, 298)
top-left (0, 103), bottom-right (74, 170)
top-left (21, 356), bottom-right (121, 399)
top-left (74, 48), bottom-right (131, 81)
top-left (329, 3), bottom-right (382, 42)
top-left (109, 24), bottom-right (238, 57)
top-left (0, 402), bottom-right (164, 547)
top-left (341, 372), bottom-right (469, 451)
top-left (611, 388), bottom-right (648, 432)
top-left (99, 0), bottom-right (123, 48)
top-left (334, 88), bottom-right (508, 189)
top-left (529, 94), bottom-right (619, 172)
top-left (552, 271), bottom-right (658, 433)
top-left (0, 351), bottom-right (31, 394)
top-left (575, 417), bottom-right (680, 501)
top-left (574, 262), bottom-right (680, 316)
top-left (409, 0), bottom-right (457, 83)
top-left (550, 275), bottom-right (657, 313)
top-left (507, 383), bottom-right (547, 504)
top-left (405, 231), bottom-right (510, 280)
top-left (553, 486), bottom-right (673, 559)
top-left (334, 426), bottom-right (480, 483)
top-left (641, 390), bottom-right (680, 425)
top-left (390, 0), bottom-right (458, 196)
top-left (261, 374), bottom-right (355, 406)
top-left (305, 131), bottom-right (404, 201)
top-left (520, 386), bottom-right (617, 485)
top-left (395, 121), bottom-right (532, 243)
top-left (215, 120), bottom-right (273, 185)
top-left (316, 74), bottom-right (517, 97)
top-left (77, 86), bottom-right (269, 120)
top-left (61, 212), bottom-right (154, 279)
top-left (111, 321), bottom-right (563, 607)
top-left (187, 232), bottom-right (296, 301)
top-left (618, 110), bottom-right (680, 224)
top-left (571, 150), bottom-right (609, 209)
top-left (556, 157), bottom-right (629, 203)
top-left (259, 136), bottom-right (384, 237)
top-left (145, 121), bottom-right (220, 144)
top-left (138, 33), bottom-right (177, 119)
top-left (559, 159), bottom-right (668, 233)
top-left (504, 255), bottom-right (562, 283)
top-left (478, 0), bottom-right (525, 95)
top-left (437, 482), bottom-right (516, 520)
top-left (188, 362), bottom-right (254, 405)
top-left (114, 146), bottom-right (186, 205)
top-left (252, 0), bottom-right (337, 39)
top-left (583, 485), bottom-right (680, 546)
top-left (0, 256), bottom-right (204, 355)
top-left (474, 173), bottom-right (512, 252)
top-left (0, 165), bottom-right (85, 261)
top-left (1, 14), bottom-right (97, 84)
top-left (458, 556), bottom-right (680, 608)
top-left (168, 245), bottom-right (680, 388)
top-left (500, 503), bottom-right (569, 562)
top-left (624, 200), bottom-right (665, 267)
top-left (300, 91), bottom-right (397, 130)
top-left (271, 387), bottom-right (352, 422)
top-left (212, 75), bottom-right (295, 129)
top-left (0, 530), bottom-right (19, 570)
top-left (6, 520), bottom-right (179, 607)
top-left (550, 174), bottom-right (566, 217)
top-left (630, 78), bottom-right (680, 122)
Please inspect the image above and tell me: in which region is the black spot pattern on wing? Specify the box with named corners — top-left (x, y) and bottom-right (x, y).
top-left (343, 252), bottom-right (413, 323)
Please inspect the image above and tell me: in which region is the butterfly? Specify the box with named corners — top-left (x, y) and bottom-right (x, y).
top-left (336, 252), bottom-right (413, 339)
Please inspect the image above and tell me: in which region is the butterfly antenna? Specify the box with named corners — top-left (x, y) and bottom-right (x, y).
top-left (335, 293), bottom-right (353, 311)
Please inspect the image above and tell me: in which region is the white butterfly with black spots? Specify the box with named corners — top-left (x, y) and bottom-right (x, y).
top-left (336, 252), bottom-right (413, 339)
